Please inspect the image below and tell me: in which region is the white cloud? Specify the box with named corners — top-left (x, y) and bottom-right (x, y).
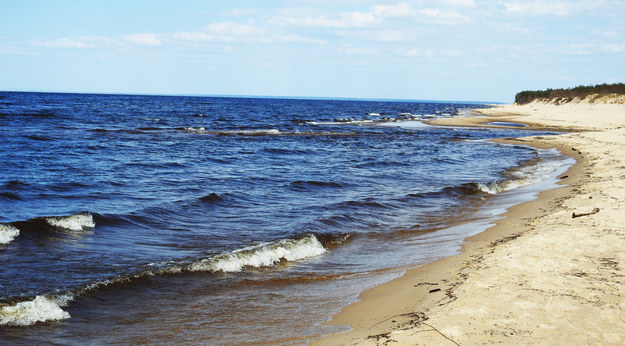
top-left (122, 33), bottom-right (163, 46)
top-left (592, 30), bottom-right (621, 39)
top-left (369, 29), bottom-right (417, 42)
top-left (38, 38), bottom-right (93, 48)
top-left (372, 3), bottom-right (419, 18)
top-left (337, 46), bottom-right (381, 55)
top-left (398, 48), bottom-right (435, 58)
top-left (222, 8), bottom-right (258, 17)
top-left (272, 10), bottom-right (380, 28)
top-left (340, 29), bottom-right (417, 42)
top-left (173, 22), bottom-right (272, 43)
top-left (439, 0), bottom-right (477, 7)
top-left (271, 3), bottom-right (474, 32)
top-left (399, 48), bottom-right (422, 57)
top-left (174, 32), bottom-right (215, 42)
top-left (0, 44), bottom-right (37, 55)
top-left (468, 61), bottom-right (489, 68)
top-left (206, 22), bottom-right (263, 36)
top-left (275, 35), bottom-right (327, 44)
top-left (418, 8), bottom-right (470, 24)
top-left (498, 1), bottom-right (610, 16)
top-left (563, 43), bottom-right (594, 55)
top-left (442, 49), bottom-right (465, 56)
top-left (496, 22), bottom-right (534, 34)
top-left (601, 44), bottom-right (625, 52)
top-left (173, 22), bottom-right (325, 45)
top-left (372, 3), bottom-right (471, 24)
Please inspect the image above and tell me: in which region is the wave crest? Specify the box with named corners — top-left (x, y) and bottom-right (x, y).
top-left (187, 234), bottom-right (326, 273)
top-left (44, 212), bottom-right (95, 231)
top-left (0, 224), bottom-right (20, 245)
top-left (476, 181), bottom-right (515, 194)
top-left (0, 296), bottom-right (70, 326)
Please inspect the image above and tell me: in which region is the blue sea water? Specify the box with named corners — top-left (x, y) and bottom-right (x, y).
top-left (0, 92), bottom-right (572, 344)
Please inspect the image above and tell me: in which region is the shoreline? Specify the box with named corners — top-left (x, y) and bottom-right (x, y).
top-left (313, 102), bottom-right (625, 344)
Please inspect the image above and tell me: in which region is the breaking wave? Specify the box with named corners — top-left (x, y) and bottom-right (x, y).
top-left (476, 148), bottom-right (573, 195)
top-left (3, 212), bottom-right (96, 243)
top-left (0, 295), bottom-right (71, 326)
top-left (186, 234), bottom-right (326, 273)
top-left (0, 233), bottom-right (340, 326)
top-left (408, 149), bottom-right (573, 200)
top-left (43, 212), bottom-right (95, 231)
top-left (0, 224), bottom-right (20, 245)
top-left (182, 126), bottom-right (206, 133)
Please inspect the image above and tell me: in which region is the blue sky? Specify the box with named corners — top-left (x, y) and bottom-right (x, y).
top-left (1, 0), bottom-right (624, 102)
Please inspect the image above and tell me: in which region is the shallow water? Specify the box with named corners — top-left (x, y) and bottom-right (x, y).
top-left (0, 92), bottom-right (572, 343)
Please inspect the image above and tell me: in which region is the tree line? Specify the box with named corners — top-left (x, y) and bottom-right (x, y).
top-left (514, 83), bottom-right (625, 104)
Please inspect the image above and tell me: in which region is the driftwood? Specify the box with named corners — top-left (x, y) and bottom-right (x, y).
top-left (572, 208), bottom-right (600, 218)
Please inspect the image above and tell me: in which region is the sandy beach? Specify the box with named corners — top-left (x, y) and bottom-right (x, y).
top-left (313, 101), bottom-right (625, 345)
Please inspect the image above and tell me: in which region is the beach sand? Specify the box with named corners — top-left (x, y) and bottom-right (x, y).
top-left (312, 101), bottom-right (625, 345)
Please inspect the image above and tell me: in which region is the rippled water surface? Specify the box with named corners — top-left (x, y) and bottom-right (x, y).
top-left (0, 92), bottom-right (572, 343)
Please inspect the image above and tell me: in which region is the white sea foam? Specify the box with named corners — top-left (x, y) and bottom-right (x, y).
top-left (476, 181), bottom-right (514, 194)
top-left (379, 120), bottom-right (431, 128)
top-left (477, 148), bottom-right (574, 195)
top-left (183, 126), bottom-right (206, 133)
top-left (0, 296), bottom-right (70, 326)
top-left (45, 212), bottom-right (95, 231)
top-left (306, 119), bottom-right (376, 125)
top-left (0, 224), bottom-right (20, 245)
top-left (211, 129), bottom-right (282, 136)
top-left (236, 129), bottom-right (281, 135)
top-left (188, 234), bottom-right (326, 273)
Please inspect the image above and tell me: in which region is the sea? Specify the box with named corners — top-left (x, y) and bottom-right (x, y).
top-left (0, 92), bottom-right (573, 344)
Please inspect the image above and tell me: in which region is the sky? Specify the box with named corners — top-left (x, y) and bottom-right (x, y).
top-left (1, 0), bottom-right (624, 103)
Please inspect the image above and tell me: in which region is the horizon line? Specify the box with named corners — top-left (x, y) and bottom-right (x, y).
top-left (0, 89), bottom-right (505, 105)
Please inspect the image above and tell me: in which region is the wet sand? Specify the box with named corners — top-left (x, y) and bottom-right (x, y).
top-left (313, 102), bottom-right (625, 345)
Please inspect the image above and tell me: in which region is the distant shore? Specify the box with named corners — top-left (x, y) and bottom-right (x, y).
top-left (313, 101), bottom-right (625, 344)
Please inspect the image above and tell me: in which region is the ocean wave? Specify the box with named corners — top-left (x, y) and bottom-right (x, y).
top-left (318, 214), bottom-right (358, 227)
top-left (199, 192), bottom-right (224, 203)
top-left (289, 180), bottom-right (344, 191)
top-left (437, 182), bottom-right (501, 196)
top-left (306, 119), bottom-right (375, 125)
top-left (2, 180), bottom-right (29, 189)
top-left (186, 234), bottom-right (326, 273)
top-left (182, 126), bottom-right (206, 133)
top-left (89, 126), bottom-right (358, 137)
top-left (0, 295), bottom-right (71, 326)
top-left (214, 129), bottom-right (282, 136)
top-left (0, 224), bottom-right (20, 245)
top-left (43, 212), bottom-right (95, 231)
top-left (6, 212), bottom-right (96, 240)
top-left (23, 134), bottom-right (54, 141)
top-left (405, 156), bottom-right (570, 203)
top-left (0, 192), bottom-right (22, 200)
top-left (477, 150), bottom-right (573, 195)
top-left (0, 234), bottom-right (339, 326)
top-left (74, 235), bottom-right (340, 294)
top-left (474, 181), bottom-right (516, 194)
